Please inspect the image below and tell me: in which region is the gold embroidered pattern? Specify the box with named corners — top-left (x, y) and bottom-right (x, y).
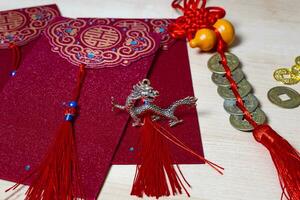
top-left (46, 19), bottom-right (157, 69)
top-left (0, 7), bottom-right (59, 49)
top-left (82, 26), bottom-right (121, 49)
top-left (0, 11), bottom-right (26, 32)
top-left (113, 19), bottom-right (175, 49)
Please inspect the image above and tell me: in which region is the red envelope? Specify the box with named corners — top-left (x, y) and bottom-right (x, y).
top-left (78, 18), bottom-right (205, 164)
top-left (0, 17), bottom-right (160, 199)
top-left (0, 4), bottom-right (61, 92)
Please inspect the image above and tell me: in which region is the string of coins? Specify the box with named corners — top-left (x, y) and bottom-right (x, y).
top-left (207, 53), bottom-right (266, 131)
top-left (273, 56), bottom-right (300, 85)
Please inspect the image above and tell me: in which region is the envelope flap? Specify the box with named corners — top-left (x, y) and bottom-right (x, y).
top-left (0, 4), bottom-right (60, 49)
top-left (80, 18), bottom-right (177, 50)
top-left (45, 18), bottom-right (160, 69)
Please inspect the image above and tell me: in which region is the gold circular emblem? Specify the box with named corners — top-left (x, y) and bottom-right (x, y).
top-left (0, 11), bottom-right (26, 32)
top-left (81, 25), bottom-right (121, 49)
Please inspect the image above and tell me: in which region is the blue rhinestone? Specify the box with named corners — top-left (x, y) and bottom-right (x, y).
top-left (129, 147), bottom-right (134, 152)
top-left (87, 52), bottom-right (95, 58)
top-left (25, 165), bottom-right (31, 171)
top-left (64, 114), bottom-right (74, 121)
top-left (130, 40), bottom-right (138, 45)
top-left (69, 101), bottom-right (78, 107)
top-left (65, 28), bottom-right (72, 33)
top-left (35, 14), bottom-right (42, 20)
top-left (159, 27), bottom-right (165, 32)
top-left (10, 70), bottom-right (17, 77)
top-left (6, 35), bottom-right (13, 41)
top-left (144, 100), bottom-right (149, 105)
top-left (112, 48), bottom-right (116, 52)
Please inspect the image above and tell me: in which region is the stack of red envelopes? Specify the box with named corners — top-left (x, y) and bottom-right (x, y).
top-left (0, 5), bottom-right (204, 199)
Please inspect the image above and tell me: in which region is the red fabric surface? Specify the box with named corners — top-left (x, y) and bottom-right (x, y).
top-left (0, 4), bottom-right (61, 92)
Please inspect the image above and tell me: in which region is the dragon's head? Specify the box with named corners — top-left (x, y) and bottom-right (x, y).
top-left (131, 79), bottom-right (159, 102)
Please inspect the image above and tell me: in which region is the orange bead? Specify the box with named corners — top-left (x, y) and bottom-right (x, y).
top-left (213, 19), bottom-right (235, 46)
top-left (189, 28), bottom-right (217, 51)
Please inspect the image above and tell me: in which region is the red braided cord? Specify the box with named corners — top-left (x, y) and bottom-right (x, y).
top-left (170, 0), bottom-right (258, 128)
top-left (72, 64), bottom-right (86, 101)
top-left (215, 35), bottom-right (258, 128)
top-left (9, 43), bottom-right (21, 71)
top-left (169, 0), bottom-right (225, 40)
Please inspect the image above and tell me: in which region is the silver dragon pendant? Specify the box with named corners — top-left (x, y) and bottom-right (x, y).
top-left (111, 79), bottom-right (197, 127)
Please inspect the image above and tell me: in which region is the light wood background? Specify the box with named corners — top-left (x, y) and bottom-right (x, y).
top-left (0, 0), bottom-right (299, 199)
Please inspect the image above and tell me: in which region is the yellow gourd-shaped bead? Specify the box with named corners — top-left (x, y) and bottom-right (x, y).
top-left (189, 28), bottom-right (217, 51)
top-left (213, 19), bottom-right (235, 46)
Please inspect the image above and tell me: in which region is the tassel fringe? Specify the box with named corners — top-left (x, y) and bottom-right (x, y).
top-left (131, 116), bottom-right (223, 199)
top-left (253, 125), bottom-right (300, 200)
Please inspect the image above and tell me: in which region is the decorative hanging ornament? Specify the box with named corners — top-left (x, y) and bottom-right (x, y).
top-left (112, 78), bottom-right (224, 199)
top-left (169, 0), bottom-right (300, 199)
top-left (6, 64), bottom-right (86, 199)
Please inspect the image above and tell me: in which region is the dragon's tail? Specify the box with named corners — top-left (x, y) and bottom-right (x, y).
top-left (168, 96), bottom-right (197, 112)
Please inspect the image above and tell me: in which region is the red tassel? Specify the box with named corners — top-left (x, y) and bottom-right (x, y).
top-left (131, 116), bottom-right (223, 199)
top-left (6, 64), bottom-right (86, 200)
top-left (27, 121), bottom-right (81, 199)
top-left (253, 124), bottom-right (300, 200)
top-left (6, 112), bottom-right (83, 200)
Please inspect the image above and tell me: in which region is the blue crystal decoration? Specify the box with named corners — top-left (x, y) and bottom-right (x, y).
top-left (130, 40), bottom-right (138, 45)
top-left (87, 52), bottom-right (95, 58)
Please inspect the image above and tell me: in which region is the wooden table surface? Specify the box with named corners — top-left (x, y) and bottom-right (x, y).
top-left (1, 0), bottom-right (299, 199)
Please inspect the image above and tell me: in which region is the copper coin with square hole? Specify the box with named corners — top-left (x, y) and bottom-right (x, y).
top-left (217, 79), bottom-right (252, 99)
top-left (267, 86), bottom-right (300, 109)
top-left (291, 65), bottom-right (300, 77)
top-left (211, 68), bottom-right (244, 87)
top-left (207, 52), bottom-right (240, 74)
top-left (229, 107), bottom-right (266, 131)
top-left (223, 94), bottom-right (259, 115)
top-left (273, 68), bottom-right (299, 85)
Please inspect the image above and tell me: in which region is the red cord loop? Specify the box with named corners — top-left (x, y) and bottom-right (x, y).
top-left (8, 42), bottom-right (21, 72)
top-left (169, 0), bottom-right (225, 40)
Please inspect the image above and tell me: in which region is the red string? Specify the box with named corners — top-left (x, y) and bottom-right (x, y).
top-left (72, 64), bottom-right (86, 101)
top-left (150, 118), bottom-right (224, 174)
top-left (9, 43), bottom-right (21, 72)
top-left (170, 0), bottom-right (257, 128)
top-left (214, 35), bottom-right (258, 128)
top-left (169, 0), bottom-right (225, 40)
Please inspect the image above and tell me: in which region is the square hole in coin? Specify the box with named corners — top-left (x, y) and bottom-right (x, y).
top-left (279, 94), bottom-right (290, 101)
top-left (283, 74), bottom-right (291, 79)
